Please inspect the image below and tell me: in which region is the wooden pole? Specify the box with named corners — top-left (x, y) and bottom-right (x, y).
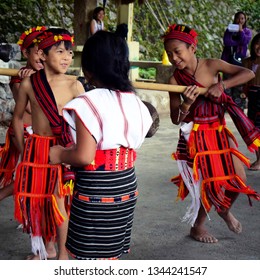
top-left (0, 67), bottom-right (207, 94)
top-left (0, 68), bottom-right (19, 77)
top-left (133, 81), bottom-right (207, 94)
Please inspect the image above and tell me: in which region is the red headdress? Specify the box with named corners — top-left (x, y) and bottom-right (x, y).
top-left (17, 26), bottom-right (47, 50)
top-left (162, 24), bottom-right (198, 46)
top-left (37, 31), bottom-right (74, 50)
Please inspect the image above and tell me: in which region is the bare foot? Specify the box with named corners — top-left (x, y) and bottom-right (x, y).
top-left (57, 253), bottom-right (69, 260)
top-left (26, 250), bottom-right (57, 260)
top-left (190, 227), bottom-right (218, 243)
top-left (26, 254), bottom-right (41, 260)
top-left (45, 243), bottom-right (57, 259)
top-left (219, 211), bottom-right (242, 234)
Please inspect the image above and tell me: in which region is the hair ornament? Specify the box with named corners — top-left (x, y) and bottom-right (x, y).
top-left (162, 24), bottom-right (198, 46)
top-left (17, 26), bottom-right (47, 50)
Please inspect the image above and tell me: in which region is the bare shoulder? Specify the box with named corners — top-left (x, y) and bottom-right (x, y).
top-left (19, 76), bottom-right (31, 88)
top-left (65, 75), bottom-right (85, 96)
top-left (64, 75), bottom-right (77, 85)
top-left (201, 58), bottom-right (223, 68)
top-left (200, 58), bottom-right (229, 75)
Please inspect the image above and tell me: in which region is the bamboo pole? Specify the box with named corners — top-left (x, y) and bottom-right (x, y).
top-left (0, 68), bottom-right (19, 77)
top-left (133, 81), bottom-right (207, 94)
top-left (0, 67), bottom-right (207, 94)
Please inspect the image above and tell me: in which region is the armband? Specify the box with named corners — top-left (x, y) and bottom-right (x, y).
top-left (177, 103), bottom-right (190, 123)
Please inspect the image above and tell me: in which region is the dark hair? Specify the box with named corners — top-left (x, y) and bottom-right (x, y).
top-left (81, 30), bottom-right (134, 92)
top-left (93, 7), bottom-right (105, 21)
top-left (26, 40), bottom-right (41, 53)
top-left (26, 43), bottom-right (37, 51)
top-left (0, 41), bottom-right (11, 62)
top-left (233, 11), bottom-right (247, 28)
top-left (115, 23), bottom-right (128, 40)
top-left (250, 33), bottom-right (260, 61)
top-left (42, 28), bottom-right (73, 55)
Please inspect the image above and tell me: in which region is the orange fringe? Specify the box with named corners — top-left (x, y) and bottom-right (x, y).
top-left (171, 174), bottom-right (188, 201)
top-left (14, 161), bottom-right (65, 240)
top-left (201, 174), bottom-right (260, 212)
top-left (0, 130), bottom-right (20, 188)
top-left (192, 148), bottom-right (250, 182)
top-left (171, 120), bottom-right (260, 214)
top-left (0, 129), bottom-right (10, 155)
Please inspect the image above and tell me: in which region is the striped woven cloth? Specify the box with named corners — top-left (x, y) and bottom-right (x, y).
top-left (66, 167), bottom-right (138, 260)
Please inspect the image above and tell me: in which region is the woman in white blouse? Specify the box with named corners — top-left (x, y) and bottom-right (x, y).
top-left (90, 7), bottom-right (105, 36)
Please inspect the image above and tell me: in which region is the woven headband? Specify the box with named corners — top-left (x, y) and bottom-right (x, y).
top-left (17, 26), bottom-right (47, 50)
top-left (38, 32), bottom-right (74, 50)
top-left (163, 24), bottom-right (198, 46)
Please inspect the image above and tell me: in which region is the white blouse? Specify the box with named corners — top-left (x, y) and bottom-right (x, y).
top-left (62, 88), bottom-right (153, 150)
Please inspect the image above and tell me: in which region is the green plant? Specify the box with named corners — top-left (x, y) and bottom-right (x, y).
top-left (1, 0), bottom-right (258, 61)
top-left (139, 67), bottom-right (156, 80)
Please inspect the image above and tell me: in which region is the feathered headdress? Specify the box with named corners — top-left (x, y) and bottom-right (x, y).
top-left (37, 31), bottom-right (74, 50)
top-left (162, 24), bottom-right (198, 46)
top-left (17, 26), bottom-right (47, 50)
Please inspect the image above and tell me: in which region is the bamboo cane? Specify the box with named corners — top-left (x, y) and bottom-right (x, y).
top-left (0, 67), bottom-right (207, 94)
top-left (0, 68), bottom-right (20, 77)
top-left (133, 81), bottom-right (207, 94)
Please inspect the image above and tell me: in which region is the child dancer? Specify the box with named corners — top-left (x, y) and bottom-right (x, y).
top-left (12, 28), bottom-right (85, 259)
top-left (164, 24), bottom-right (260, 243)
top-left (49, 30), bottom-right (152, 259)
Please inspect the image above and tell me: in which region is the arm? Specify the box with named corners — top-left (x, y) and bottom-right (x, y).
top-left (169, 75), bottom-right (200, 125)
top-left (11, 83), bottom-right (20, 104)
top-left (205, 59), bottom-right (255, 100)
top-left (238, 28), bottom-right (252, 46)
top-left (223, 29), bottom-right (239, 47)
top-left (90, 19), bottom-right (96, 35)
top-left (218, 59), bottom-right (254, 89)
top-left (11, 68), bottom-right (36, 114)
top-left (11, 82), bottom-right (31, 115)
top-left (12, 78), bottom-right (30, 154)
top-left (49, 115), bottom-right (96, 166)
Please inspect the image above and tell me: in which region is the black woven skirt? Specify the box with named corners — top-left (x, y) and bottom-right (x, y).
top-left (66, 167), bottom-right (138, 259)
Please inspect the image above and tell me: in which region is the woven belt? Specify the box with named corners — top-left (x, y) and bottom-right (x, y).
top-left (84, 147), bottom-right (136, 171)
top-left (77, 190), bottom-right (138, 203)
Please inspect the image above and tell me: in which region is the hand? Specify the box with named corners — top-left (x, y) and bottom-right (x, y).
top-left (182, 85), bottom-right (200, 105)
top-left (205, 83), bottom-right (222, 101)
top-left (18, 68), bottom-right (36, 79)
top-left (49, 145), bottom-right (64, 164)
top-left (238, 23), bottom-right (243, 32)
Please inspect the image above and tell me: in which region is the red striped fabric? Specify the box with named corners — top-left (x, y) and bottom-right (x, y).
top-left (172, 69), bottom-right (260, 211)
top-left (174, 69), bottom-right (260, 149)
top-left (30, 69), bottom-right (73, 147)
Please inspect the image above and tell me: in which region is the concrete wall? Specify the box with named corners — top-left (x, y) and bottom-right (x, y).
top-left (136, 89), bottom-right (170, 117)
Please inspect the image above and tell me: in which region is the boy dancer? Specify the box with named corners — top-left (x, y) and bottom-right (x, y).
top-left (0, 26), bottom-right (46, 202)
top-left (12, 28), bottom-right (84, 259)
top-left (164, 24), bottom-right (260, 243)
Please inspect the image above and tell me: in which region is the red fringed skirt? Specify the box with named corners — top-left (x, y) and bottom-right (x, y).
top-left (14, 134), bottom-right (65, 241)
